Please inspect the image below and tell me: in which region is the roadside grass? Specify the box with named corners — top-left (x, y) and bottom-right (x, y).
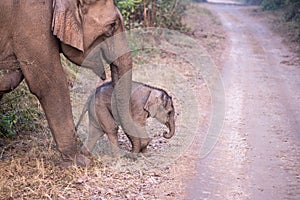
top-left (272, 16), bottom-right (300, 64)
top-left (264, 9), bottom-right (300, 52)
top-left (0, 82), bottom-right (45, 139)
top-left (0, 124), bottom-right (188, 199)
top-left (250, 7), bottom-right (300, 64)
top-left (182, 3), bottom-right (227, 67)
top-left (0, 53), bottom-right (189, 199)
top-left (0, 3), bottom-right (226, 199)
top-left (279, 19), bottom-right (300, 49)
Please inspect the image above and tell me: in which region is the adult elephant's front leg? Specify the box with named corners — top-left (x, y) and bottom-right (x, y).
top-left (24, 61), bottom-right (75, 157)
top-left (125, 134), bottom-right (141, 160)
top-left (15, 41), bottom-right (88, 166)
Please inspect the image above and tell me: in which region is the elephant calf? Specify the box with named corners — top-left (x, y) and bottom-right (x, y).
top-left (76, 81), bottom-right (175, 156)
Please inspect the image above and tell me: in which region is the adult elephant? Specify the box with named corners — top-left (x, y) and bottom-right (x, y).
top-left (0, 0), bottom-right (133, 166)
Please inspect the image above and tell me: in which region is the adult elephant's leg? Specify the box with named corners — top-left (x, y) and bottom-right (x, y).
top-left (126, 134), bottom-right (141, 155)
top-left (105, 20), bottom-right (137, 143)
top-left (12, 1), bottom-right (89, 166)
top-left (14, 39), bottom-right (85, 164)
top-left (19, 52), bottom-right (78, 159)
top-left (126, 129), bottom-right (149, 154)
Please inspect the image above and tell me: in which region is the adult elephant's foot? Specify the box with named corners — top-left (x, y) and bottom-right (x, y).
top-left (60, 153), bottom-right (91, 167)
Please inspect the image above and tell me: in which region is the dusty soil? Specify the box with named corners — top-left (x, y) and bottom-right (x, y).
top-left (1, 1), bottom-right (300, 200)
top-left (185, 2), bottom-right (300, 200)
top-left (0, 3), bottom-right (218, 199)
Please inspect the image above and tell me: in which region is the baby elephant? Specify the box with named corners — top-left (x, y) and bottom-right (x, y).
top-left (76, 81), bottom-right (175, 156)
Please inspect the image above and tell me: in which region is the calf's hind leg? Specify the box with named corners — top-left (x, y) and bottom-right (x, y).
top-left (96, 108), bottom-right (120, 157)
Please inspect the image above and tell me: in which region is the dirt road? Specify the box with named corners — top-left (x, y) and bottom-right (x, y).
top-left (187, 3), bottom-right (300, 200)
top-left (1, 2), bottom-right (299, 199)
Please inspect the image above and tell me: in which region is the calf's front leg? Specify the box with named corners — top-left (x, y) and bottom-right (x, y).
top-left (81, 122), bottom-right (104, 156)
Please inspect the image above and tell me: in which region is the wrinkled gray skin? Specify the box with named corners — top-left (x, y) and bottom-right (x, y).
top-left (76, 81), bottom-right (175, 156)
top-left (0, 0), bottom-right (133, 166)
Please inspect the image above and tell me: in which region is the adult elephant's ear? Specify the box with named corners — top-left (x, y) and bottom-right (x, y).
top-left (52, 0), bottom-right (84, 52)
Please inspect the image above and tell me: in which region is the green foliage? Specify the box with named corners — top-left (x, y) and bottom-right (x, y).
top-left (245, 0), bottom-right (263, 5)
top-left (258, 0), bottom-right (300, 41)
top-left (261, 0), bottom-right (285, 10)
top-left (0, 83), bottom-right (44, 138)
top-left (155, 0), bottom-right (188, 30)
top-left (284, 0), bottom-right (300, 41)
top-left (116, 0), bottom-right (188, 31)
top-left (115, 0), bottom-right (143, 28)
top-left (260, 0), bottom-right (300, 13)
top-left (284, 0), bottom-right (300, 21)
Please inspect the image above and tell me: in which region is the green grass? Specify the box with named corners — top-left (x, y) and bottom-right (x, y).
top-left (0, 82), bottom-right (44, 138)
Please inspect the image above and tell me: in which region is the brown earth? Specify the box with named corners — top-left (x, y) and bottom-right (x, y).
top-left (0, 3), bottom-right (217, 199)
top-left (1, 1), bottom-right (300, 200)
top-left (185, 2), bottom-right (300, 200)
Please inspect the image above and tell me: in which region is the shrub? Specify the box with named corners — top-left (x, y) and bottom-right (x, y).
top-left (0, 83), bottom-right (44, 138)
top-left (261, 0), bottom-right (285, 10)
top-left (116, 0), bottom-right (143, 29)
top-left (116, 0), bottom-right (188, 31)
top-left (284, 0), bottom-right (300, 21)
top-left (245, 0), bottom-right (263, 5)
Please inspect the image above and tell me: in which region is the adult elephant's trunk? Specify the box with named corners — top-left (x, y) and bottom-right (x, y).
top-left (108, 16), bottom-right (148, 141)
top-left (163, 111), bottom-right (175, 139)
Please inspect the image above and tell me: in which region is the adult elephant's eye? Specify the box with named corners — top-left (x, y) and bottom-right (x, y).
top-left (110, 21), bottom-right (117, 32)
top-left (110, 21), bottom-right (116, 28)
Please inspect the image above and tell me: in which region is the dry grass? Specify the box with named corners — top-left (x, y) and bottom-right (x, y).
top-left (0, 3), bottom-right (225, 199)
top-left (182, 3), bottom-right (227, 68)
top-left (0, 54), bottom-right (200, 200)
top-left (0, 127), bottom-right (190, 199)
top-left (248, 7), bottom-right (300, 65)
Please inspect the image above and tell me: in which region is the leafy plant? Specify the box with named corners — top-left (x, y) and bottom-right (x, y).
top-left (115, 0), bottom-right (143, 29)
top-left (261, 0), bottom-right (285, 10)
top-left (259, 0), bottom-right (300, 41)
top-left (245, 0), bottom-right (263, 5)
top-left (0, 82), bottom-right (44, 138)
top-left (155, 0), bottom-right (188, 30)
top-left (284, 0), bottom-right (300, 21)
top-left (116, 0), bottom-right (188, 31)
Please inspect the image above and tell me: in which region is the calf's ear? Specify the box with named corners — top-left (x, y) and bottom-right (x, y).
top-left (52, 0), bottom-right (84, 52)
top-left (143, 90), bottom-right (162, 117)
